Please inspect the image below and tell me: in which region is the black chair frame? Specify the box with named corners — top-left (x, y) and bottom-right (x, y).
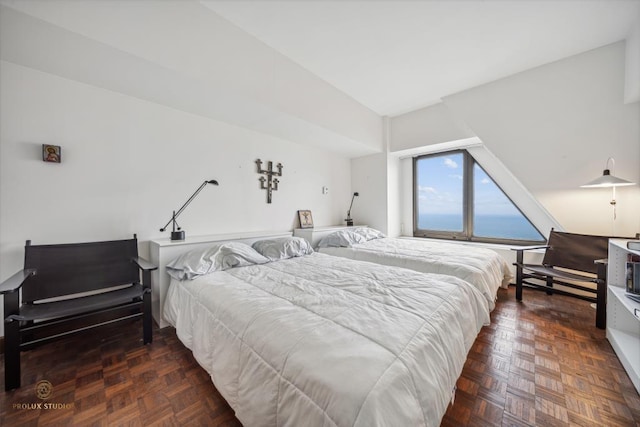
top-left (513, 230), bottom-right (610, 329)
top-left (0, 235), bottom-right (157, 390)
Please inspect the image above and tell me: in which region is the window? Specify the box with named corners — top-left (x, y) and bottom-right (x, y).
top-left (414, 150), bottom-right (544, 244)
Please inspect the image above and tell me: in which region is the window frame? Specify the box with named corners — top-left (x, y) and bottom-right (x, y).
top-left (413, 150), bottom-right (545, 245)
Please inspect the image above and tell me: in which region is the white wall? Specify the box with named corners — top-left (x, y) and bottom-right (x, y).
top-left (0, 2), bottom-right (382, 157)
top-left (386, 154), bottom-right (402, 237)
top-left (387, 42), bottom-right (640, 238)
top-left (0, 61), bottom-right (353, 336)
top-left (389, 102), bottom-right (473, 151)
top-left (625, 22), bottom-right (640, 104)
top-left (351, 154), bottom-right (388, 233)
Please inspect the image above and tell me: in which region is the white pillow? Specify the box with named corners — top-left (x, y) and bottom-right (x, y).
top-left (352, 226), bottom-right (386, 240)
top-left (166, 242), bottom-right (270, 280)
top-left (316, 229), bottom-right (367, 248)
top-left (252, 237), bottom-right (313, 261)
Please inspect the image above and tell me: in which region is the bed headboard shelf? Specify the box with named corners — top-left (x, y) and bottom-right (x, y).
top-left (150, 230), bottom-right (291, 328)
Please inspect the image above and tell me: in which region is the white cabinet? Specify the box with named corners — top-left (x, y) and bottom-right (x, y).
top-left (607, 239), bottom-right (640, 394)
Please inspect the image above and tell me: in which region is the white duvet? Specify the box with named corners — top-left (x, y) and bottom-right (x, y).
top-left (319, 238), bottom-right (512, 311)
top-left (164, 252), bottom-right (490, 427)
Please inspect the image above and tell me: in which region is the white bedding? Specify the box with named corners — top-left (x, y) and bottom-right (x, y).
top-left (319, 238), bottom-right (512, 311)
top-left (164, 252), bottom-right (490, 427)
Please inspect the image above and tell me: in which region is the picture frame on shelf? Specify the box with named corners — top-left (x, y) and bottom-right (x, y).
top-left (297, 210), bottom-right (314, 229)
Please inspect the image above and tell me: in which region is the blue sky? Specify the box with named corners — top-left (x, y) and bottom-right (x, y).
top-left (417, 153), bottom-right (521, 216)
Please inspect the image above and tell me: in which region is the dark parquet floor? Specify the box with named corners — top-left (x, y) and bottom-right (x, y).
top-left (1, 286), bottom-right (639, 426)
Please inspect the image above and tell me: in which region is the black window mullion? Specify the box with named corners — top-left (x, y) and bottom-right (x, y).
top-left (464, 152), bottom-right (473, 241)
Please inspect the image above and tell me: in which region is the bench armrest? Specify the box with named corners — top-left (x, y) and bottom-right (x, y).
top-left (511, 245), bottom-right (550, 252)
top-left (0, 269), bottom-right (36, 294)
top-left (133, 257), bottom-right (157, 272)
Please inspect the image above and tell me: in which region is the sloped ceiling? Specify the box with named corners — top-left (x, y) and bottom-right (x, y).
top-left (0, 0), bottom-right (383, 158)
top-left (1, 0), bottom-right (638, 157)
top-left (204, 0), bottom-right (640, 115)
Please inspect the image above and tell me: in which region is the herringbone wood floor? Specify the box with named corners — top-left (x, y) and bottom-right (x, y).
top-left (1, 286), bottom-right (639, 426)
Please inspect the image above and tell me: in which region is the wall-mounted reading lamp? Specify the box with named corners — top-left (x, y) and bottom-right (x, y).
top-left (345, 192), bottom-right (359, 226)
top-left (580, 157), bottom-right (635, 223)
top-left (160, 179), bottom-right (219, 241)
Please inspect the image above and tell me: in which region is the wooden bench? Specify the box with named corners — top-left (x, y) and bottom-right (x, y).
top-left (0, 235), bottom-right (156, 390)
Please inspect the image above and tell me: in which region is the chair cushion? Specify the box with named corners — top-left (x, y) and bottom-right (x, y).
top-left (8, 284), bottom-right (145, 322)
top-left (521, 264), bottom-right (598, 282)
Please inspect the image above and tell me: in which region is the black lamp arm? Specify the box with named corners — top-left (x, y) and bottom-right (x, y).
top-left (160, 180), bottom-right (218, 232)
top-left (346, 192), bottom-right (359, 218)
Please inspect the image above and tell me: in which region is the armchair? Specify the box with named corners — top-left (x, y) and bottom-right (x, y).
top-left (1, 235), bottom-right (156, 390)
top-left (512, 230), bottom-right (610, 329)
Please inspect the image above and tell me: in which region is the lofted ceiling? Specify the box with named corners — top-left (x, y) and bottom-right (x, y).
top-left (2, 0), bottom-right (638, 157)
top-left (202, 0), bottom-right (640, 116)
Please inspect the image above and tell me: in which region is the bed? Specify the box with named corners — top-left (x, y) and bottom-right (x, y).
top-left (162, 236), bottom-right (490, 427)
top-left (316, 227), bottom-right (512, 311)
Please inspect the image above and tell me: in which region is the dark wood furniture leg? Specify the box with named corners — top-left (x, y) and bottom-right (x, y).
top-left (4, 290), bottom-right (20, 391)
top-left (516, 249), bottom-right (523, 301)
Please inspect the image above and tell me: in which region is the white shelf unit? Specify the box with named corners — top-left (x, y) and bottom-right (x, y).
top-left (606, 239), bottom-right (640, 394)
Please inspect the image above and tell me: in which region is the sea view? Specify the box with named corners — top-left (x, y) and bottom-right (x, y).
top-left (417, 213), bottom-right (543, 241)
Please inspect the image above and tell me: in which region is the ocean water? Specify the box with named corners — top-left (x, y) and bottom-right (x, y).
top-left (418, 213), bottom-right (543, 241)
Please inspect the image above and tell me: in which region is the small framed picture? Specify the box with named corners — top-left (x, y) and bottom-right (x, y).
top-left (42, 144), bottom-right (61, 163)
top-left (298, 210), bottom-right (314, 229)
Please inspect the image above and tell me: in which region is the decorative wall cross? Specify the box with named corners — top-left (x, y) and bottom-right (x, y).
top-left (256, 159), bottom-right (283, 204)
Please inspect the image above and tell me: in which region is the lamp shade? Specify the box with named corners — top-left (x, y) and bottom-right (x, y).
top-left (580, 169), bottom-right (635, 188)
